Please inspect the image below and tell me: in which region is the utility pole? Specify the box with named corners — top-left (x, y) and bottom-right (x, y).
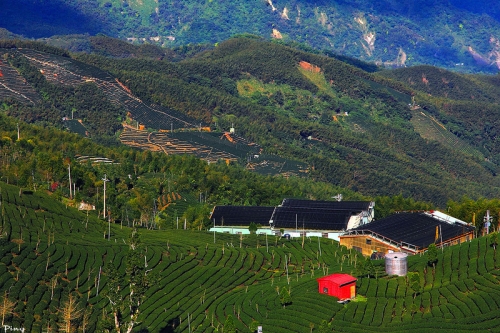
top-left (102, 174), bottom-right (110, 240)
top-left (484, 210), bottom-right (492, 235)
top-left (102, 174), bottom-right (109, 218)
top-left (68, 164), bottom-right (72, 199)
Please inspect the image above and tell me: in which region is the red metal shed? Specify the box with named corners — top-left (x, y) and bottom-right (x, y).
top-left (316, 273), bottom-right (357, 299)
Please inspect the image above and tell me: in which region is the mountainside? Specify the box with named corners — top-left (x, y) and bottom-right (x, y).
top-left (2, 38), bottom-right (500, 205)
top-left (2, 0), bottom-right (500, 73)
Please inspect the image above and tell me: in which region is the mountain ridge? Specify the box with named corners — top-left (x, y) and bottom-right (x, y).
top-left (2, 1), bottom-right (500, 73)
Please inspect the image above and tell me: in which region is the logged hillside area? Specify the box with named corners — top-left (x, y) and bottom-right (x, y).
top-left (379, 66), bottom-right (500, 165)
top-left (1, 179), bottom-right (500, 332)
top-left (3, 0), bottom-right (500, 73)
top-left (2, 38), bottom-right (500, 205)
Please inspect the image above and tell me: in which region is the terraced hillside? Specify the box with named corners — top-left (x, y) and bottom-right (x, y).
top-left (0, 58), bottom-right (40, 105)
top-left (2, 47), bottom-right (308, 177)
top-left (1, 180), bottom-right (500, 332)
top-left (11, 48), bottom-right (198, 131)
top-left (120, 127), bottom-right (308, 176)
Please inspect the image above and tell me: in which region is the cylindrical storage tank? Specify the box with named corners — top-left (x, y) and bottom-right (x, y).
top-left (385, 252), bottom-right (408, 276)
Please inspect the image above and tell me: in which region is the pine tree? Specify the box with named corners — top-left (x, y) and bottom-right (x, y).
top-left (58, 293), bottom-right (82, 333)
top-left (0, 291), bottom-right (16, 326)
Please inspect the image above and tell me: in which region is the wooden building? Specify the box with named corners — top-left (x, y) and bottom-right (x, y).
top-left (339, 211), bottom-right (475, 256)
top-left (317, 273), bottom-right (357, 299)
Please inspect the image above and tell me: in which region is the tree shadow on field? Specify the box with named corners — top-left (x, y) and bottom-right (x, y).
top-left (159, 317), bottom-right (181, 333)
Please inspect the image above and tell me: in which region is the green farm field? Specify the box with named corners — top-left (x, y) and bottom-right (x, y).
top-left (1, 181), bottom-right (500, 332)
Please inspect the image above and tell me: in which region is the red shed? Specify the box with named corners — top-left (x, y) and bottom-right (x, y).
top-left (317, 273), bottom-right (357, 299)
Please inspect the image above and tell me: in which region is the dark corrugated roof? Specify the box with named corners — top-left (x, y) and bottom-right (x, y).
top-left (281, 199), bottom-right (371, 211)
top-left (210, 206), bottom-right (274, 226)
top-left (271, 207), bottom-right (353, 230)
top-left (350, 212), bottom-right (474, 249)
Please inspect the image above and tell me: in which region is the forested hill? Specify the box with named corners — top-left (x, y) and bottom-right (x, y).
top-left (2, 38), bottom-right (500, 205)
top-left (2, 0), bottom-right (500, 73)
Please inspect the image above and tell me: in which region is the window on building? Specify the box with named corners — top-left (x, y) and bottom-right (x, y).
top-left (353, 246), bottom-right (362, 253)
top-left (323, 287), bottom-right (328, 294)
top-left (366, 239), bottom-right (372, 245)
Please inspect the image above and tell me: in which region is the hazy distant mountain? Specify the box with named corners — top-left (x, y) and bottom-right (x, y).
top-left (2, 0), bottom-right (500, 73)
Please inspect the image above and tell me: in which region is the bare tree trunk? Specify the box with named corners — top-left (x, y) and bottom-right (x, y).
top-left (114, 311), bottom-right (121, 333)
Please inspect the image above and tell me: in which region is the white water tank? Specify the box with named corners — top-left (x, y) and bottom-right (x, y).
top-left (385, 252), bottom-right (408, 276)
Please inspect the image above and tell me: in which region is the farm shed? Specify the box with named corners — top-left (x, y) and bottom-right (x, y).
top-left (209, 206), bottom-right (275, 235)
top-left (317, 273), bottom-right (357, 299)
top-left (209, 199), bottom-right (375, 238)
top-left (270, 199), bottom-right (374, 240)
top-left (339, 211), bottom-right (475, 256)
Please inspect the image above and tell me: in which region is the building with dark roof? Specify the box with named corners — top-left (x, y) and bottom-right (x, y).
top-left (209, 206), bottom-right (275, 234)
top-left (339, 211), bottom-right (475, 256)
top-left (209, 199), bottom-right (374, 238)
top-left (271, 199), bottom-right (374, 239)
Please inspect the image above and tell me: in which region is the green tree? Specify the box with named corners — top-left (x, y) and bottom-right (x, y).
top-left (410, 302), bottom-right (418, 317)
top-left (490, 232), bottom-right (498, 254)
top-left (364, 257), bottom-right (375, 278)
top-left (318, 320), bottom-right (331, 333)
top-left (280, 286), bottom-right (292, 308)
top-left (249, 222), bottom-right (258, 234)
top-left (249, 320), bottom-right (259, 333)
top-left (427, 243), bottom-right (438, 271)
top-left (408, 272), bottom-right (421, 298)
top-left (224, 314), bottom-right (236, 333)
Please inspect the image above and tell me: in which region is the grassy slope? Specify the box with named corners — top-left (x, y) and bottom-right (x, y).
top-left (1, 181), bottom-right (500, 332)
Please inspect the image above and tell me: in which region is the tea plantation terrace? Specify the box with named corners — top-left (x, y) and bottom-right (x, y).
top-left (209, 199), bottom-right (375, 240)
